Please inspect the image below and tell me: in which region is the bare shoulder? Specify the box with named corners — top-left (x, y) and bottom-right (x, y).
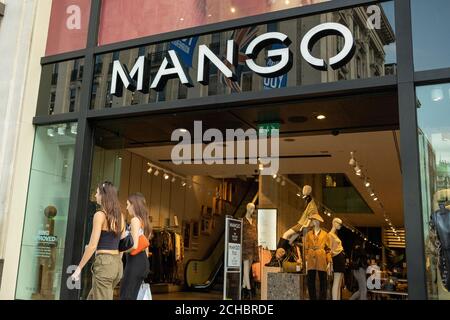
top-left (93, 211), bottom-right (106, 221)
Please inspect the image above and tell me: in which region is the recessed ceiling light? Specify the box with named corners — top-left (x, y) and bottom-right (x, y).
top-left (316, 114), bottom-right (326, 120)
top-left (230, 7), bottom-right (236, 13)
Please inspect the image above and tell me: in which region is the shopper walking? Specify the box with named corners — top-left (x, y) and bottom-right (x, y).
top-left (120, 193), bottom-right (151, 300)
top-left (72, 181), bottom-right (125, 300)
top-left (350, 240), bottom-right (368, 300)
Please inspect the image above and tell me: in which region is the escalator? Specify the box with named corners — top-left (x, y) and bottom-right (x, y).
top-left (184, 180), bottom-right (259, 291)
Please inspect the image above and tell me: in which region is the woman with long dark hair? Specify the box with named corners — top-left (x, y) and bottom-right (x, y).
top-left (120, 192), bottom-right (151, 300)
top-left (72, 181), bottom-right (125, 300)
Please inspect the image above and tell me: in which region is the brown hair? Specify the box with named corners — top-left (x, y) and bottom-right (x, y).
top-left (128, 193), bottom-right (152, 239)
top-left (98, 181), bottom-right (123, 236)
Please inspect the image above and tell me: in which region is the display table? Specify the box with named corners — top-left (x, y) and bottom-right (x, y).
top-left (267, 272), bottom-right (305, 300)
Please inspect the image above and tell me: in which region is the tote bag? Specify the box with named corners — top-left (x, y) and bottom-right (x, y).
top-left (137, 282), bottom-right (152, 300)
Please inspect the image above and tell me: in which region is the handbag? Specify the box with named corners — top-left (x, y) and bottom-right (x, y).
top-left (130, 234), bottom-right (150, 256)
top-left (137, 282), bottom-right (152, 300)
top-left (282, 245), bottom-right (302, 273)
top-left (119, 230), bottom-right (134, 252)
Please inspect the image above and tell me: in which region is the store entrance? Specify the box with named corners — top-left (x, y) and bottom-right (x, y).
top-left (81, 88), bottom-right (406, 300)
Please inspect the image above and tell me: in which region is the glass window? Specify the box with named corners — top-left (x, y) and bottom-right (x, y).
top-left (98, 0), bottom-right (331, 46)
top-left (417, 83), bottom-right (450, 299)
top-left (15, 123), bottom-right (77, 300)
top-left (45, 0), bottom-right (91, 56)
top-left (412, 0), bottom-right (450, 71)
top-left (36, 59), bottom-right (84, 116)
top-left (91, 2), bottom-right (396, 110)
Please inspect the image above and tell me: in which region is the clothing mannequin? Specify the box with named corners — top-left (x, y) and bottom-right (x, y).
top-left (276, 185), bottom-right (317, 260)
top-left (242, 203), bottom-right (257, 294)
top-left (305, 213), bottom-right (331, 300)
top-left (430, 201), bottom-right (450, 291)
top-left (329, 218), bottom-right (345, 300)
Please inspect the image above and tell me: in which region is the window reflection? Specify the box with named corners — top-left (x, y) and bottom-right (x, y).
top-left (412, 0), bottom-right (450, 71)
top-left (91, 2), bottom-right (396, 110)
top-left (98, 0), bottom-right (331, 46)
top-left (37, 59), bottom-right (84, 116)
top-left (417, 83), bottom-right (450, 299)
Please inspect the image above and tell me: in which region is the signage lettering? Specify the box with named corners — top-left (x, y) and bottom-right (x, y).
top-left (111, 23), bottom-right (354, 96)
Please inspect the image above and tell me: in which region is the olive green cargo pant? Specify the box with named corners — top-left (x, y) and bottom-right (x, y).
top-left (88, 253), bottom-right (123, 300)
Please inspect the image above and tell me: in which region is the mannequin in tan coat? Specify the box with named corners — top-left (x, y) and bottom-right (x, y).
top-left (305, 214), bottom-right (331, 300)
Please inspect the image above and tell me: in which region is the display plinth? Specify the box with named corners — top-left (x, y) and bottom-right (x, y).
top-left (267, 272), bottom-right (305, 300)
top-left (261, 266), bottom-right (281, 300)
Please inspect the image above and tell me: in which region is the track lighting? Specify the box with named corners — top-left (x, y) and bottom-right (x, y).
top-left (147, 166), bottom-right (153, 174)
top-left (154, 170), bottom-right (159, 177)
top-left (355, 165), bottom-right (362, 176)
top-left (272, 174), bottom-right (277, 179)
top-left (373, 197), bottom-right (378, 201)
top-left (349, 152), bottom-right (356, 167)
top-left (281, 180), bottom-right (286, 186)
top-left (364, 178), bottom-right (370, 188)
top-left (181, 181), bottom-right (186, 187)
top-left (164, 173), bottom-right (170, 180)
top-left (171, 177), bottom-right (176, 183)
top-left (259, 163), bottom-right (264, 171)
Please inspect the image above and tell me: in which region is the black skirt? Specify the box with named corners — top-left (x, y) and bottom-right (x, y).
top-left (332, 252), bottom-right (346, 273)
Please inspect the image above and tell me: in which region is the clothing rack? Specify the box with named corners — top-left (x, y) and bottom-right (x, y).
top-left (148, 228), bottom-right (184, 284)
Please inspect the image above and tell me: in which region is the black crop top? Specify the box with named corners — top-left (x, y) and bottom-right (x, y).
top-left (97, 230), bottom-right (120, 250)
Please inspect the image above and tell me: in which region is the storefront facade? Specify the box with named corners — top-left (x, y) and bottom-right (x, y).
top-left (3, 0), bottom-right (450, 300)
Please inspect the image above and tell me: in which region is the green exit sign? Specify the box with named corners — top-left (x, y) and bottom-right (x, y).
top-left (258, 122), bottom-right (280, 132)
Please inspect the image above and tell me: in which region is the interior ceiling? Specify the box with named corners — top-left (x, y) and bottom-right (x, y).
top-left (129, 130), bottom-right (403, 228)
top-left (94, 89), bottom-right (402, 228)
top-left (94, 90), bottom-right (398, 149)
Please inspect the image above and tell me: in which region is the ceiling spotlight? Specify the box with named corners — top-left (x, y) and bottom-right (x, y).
top-left (259, 163), bottom-right (264, 171)
top-left (355, 164), bottom-right (362, 176)
top-left (316, 114), bottom-right (326, 120)
top-left (369, 189), bottom-right (375, 197)
top-left (47, 128), bottom-right (55, 137)
top-left (154, 170), bottom-right (160, 177)
top-left (171, 177), bottom-right (176, 183)
top-left (349, 152), bottom-right (356, 167)
top-left (276, 177), bottom-right (281, 183)
top-left (179, 17), bottom-right (184, 21)
top-left (281, 180), bottom-right (286, 186)
top-left (181, 181), bottom-right (186, 187)
top-left (147, 167), bottom-right (153, 174)
top-left (70, 123), bottom-right (78, 135)
top-left (273, 174), bottom-right (277, 179)
top-left (296, 193), bottom-right (301, 197)
top-left (230, 7), bottom-right (236, 13)
top-left (364, 238), bottom-right (368, 241)
top-left (364, 179), bottom-right (370, 188)
top-left (432, 88), bottom-right (444, 102)
top-left (327, 212), bottom-right (332, 217)
top-left (373, 197), bottom-right (378, 201)
top-left (285, 0), bottom-right (290, 4)
top-left (58, 124), bottom-right (67, 136)
top-left (385, 218), bottom-right (389, 222)
top-left (164, 173), bottom-right (170, 180)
